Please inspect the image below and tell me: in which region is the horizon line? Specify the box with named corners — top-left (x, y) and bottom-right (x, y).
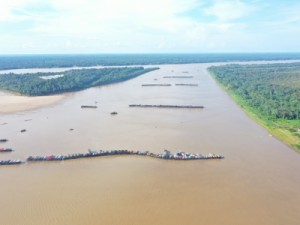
top-left (1, 52), bottom-right (300, 56)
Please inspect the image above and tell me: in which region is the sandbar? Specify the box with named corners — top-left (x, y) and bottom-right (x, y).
top-left (0, 92), bottom-right (65, 114)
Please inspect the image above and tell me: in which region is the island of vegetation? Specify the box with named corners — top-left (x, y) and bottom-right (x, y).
top-left (0, 67), bottom-right (158, 96)
top-left (208, 63), bottom-right (300, 152)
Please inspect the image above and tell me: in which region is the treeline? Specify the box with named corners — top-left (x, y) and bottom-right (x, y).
top-left (208, 63), bottom-right (300, 120)
top-left (1, 53), bottom-right (300, 70)
top-left (0, 67), bottom-right (158, 96)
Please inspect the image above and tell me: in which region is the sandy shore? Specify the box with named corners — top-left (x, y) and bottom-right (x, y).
top-left (0, 92), bottom-right (66, 114)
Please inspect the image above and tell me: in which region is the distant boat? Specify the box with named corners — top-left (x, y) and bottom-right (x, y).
top-left (81, 105), bottom-right (97, 109)
top-left (0, 139), bottom-right (8, 142)
top-left (20, 129), bottom-right (26, 133)
top-left (0, 160), bottom-right (23, 165)
top-left (0, 148), bottom-right (13, 152)
top-left (111, 112), bottom-right (118, 115)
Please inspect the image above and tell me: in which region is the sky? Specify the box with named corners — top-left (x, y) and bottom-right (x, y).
top-left (0, 0), bottom-right (300, 54)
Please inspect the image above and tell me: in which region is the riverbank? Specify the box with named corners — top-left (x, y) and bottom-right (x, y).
top-left (0, 92), bottom-right (65, 114)
top-left (209, 70), bottom-right (300, 153)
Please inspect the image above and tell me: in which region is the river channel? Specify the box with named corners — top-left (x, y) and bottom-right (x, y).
top-left (0, 62), bottom-right (299, 225)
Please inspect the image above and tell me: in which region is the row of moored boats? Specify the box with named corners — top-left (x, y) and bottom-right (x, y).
top-left (0, 150), bottom-right (224, 166)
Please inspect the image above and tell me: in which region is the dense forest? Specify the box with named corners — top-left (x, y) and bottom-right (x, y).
top-left (0, 67), bottom-right (157, 96)
top-left (208, 63), bottom-right (300, 150)
top-left (1, 53), bottom-right (300, 70)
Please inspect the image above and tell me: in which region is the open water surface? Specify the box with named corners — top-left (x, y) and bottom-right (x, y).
top-left (0, 63), bottom-right (299, 225)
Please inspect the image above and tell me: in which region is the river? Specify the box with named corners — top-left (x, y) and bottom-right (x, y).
top-left (0, 63), bottom-right (299, 225)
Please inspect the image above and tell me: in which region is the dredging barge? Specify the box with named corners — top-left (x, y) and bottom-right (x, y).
top-left (129, 104), bottom-right (204, 109)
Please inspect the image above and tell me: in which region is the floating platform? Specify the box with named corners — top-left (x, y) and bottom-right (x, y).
top-left (129, 104), bottom-right (204, 109)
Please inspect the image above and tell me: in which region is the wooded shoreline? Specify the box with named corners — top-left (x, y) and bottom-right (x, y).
top-left (208, 64), bottom-right (300, 152)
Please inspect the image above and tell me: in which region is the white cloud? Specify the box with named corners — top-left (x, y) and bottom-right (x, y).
top-left (22, 0), bottom-right (211, 52)
top-left (0, 0), bottom-right (40, 21)
top-left (30, 0), bottom-right (200, 35)
top-left (0, 0), bottom-right (299, 53)
top-left (263, 3), bottom-right (300, 33)
top-left (204, 0), bottom-right (255, 22)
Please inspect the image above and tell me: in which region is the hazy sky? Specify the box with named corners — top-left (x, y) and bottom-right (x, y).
top-left (1, 0), bottom-right (300, 54)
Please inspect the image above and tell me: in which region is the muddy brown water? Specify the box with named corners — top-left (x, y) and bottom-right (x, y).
top-left (0, 63), bottom-right (299, 225)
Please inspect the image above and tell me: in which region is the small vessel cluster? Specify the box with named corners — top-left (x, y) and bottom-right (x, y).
top-left (0, 150), bottom-right (223, 166)
top-left (129, 104), bottom-right (204, 109)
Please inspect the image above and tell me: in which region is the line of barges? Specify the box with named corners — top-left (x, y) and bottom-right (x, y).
top-left (163, 76), bottom-right (194, 78)
top-left (27, 150), bottom-right (223, 162)
top-left (0, 150), bottom-right (224, 166)
top-left (129, 104), bottom-right (204, 109)
top-left (142, 84), bottom-right (172, 86)
top-left (175, 84), bottom-right (198, 86)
